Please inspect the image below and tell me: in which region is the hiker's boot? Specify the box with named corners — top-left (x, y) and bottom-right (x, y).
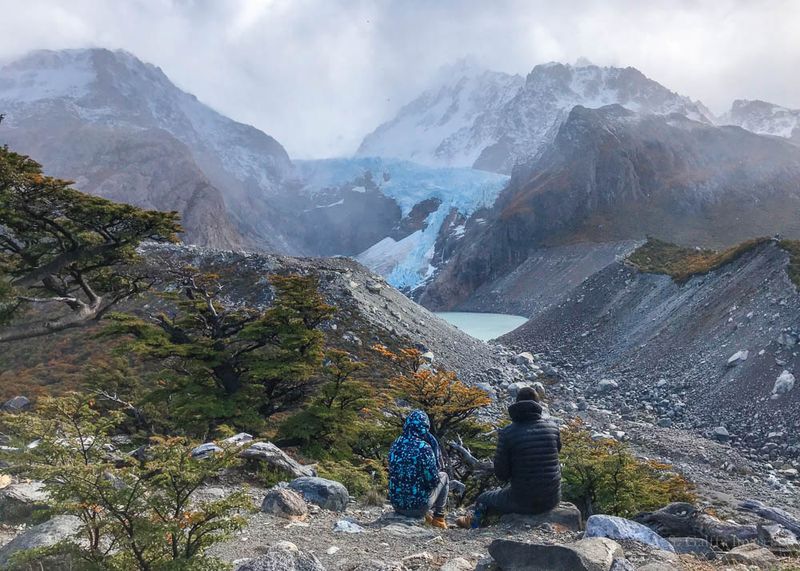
top-left (430, 514), bottom-right (448, 529)
top-left (455, 514), bottom-right (472, 529)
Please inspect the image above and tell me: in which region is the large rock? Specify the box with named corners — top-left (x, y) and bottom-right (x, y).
top-left (498, 502), bottom-right (583, 531)
top-left (261, 487), bottom-right (307, 520)
top-left (236, 541), bottom-right (325, 571)
top-left (771, 370), bottom-right (795, 399)
top-left (488, 537), bottom-right (623, 571)
top-left (0, 515), bottom-right (82, 568)
top-left (0, 481), bottom-right (49, 523)
top-left (241, 442), bottom-right (316, 478)
top-left (1, 396), bottom-right (31, 413)
top-left (585, 514), bottom-right (674, 552)
top-left (758, 523), bottom-right (800, 553)
top-left (727, 350), bottom-right (749, 367)
top-left (721, 543), bottom-right (778, 568)
top-left (513, 352), bottom-right (535, 366)
top-left (711, 426), bottom-right (730, 443)
top-left (288, 477), bottom-right (349, 512)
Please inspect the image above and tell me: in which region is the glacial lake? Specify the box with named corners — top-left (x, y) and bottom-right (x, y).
top-left (435, 312), bottom-right (528, 341)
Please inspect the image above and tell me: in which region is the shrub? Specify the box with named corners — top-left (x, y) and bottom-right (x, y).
top-left (317, 458), bottom-right (387, 498)
top-left (560, 420), bottom-right (695, 517)
top-left (628, 237), bottom-right (770, 283)
top-left (0, 394), bottom-right (252, 571)
top-left (373, 345), bottom-right (491, 441)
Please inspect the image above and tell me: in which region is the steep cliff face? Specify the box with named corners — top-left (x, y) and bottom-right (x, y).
top-left (420, 105), bottom-right (800, 309)
top-left (0, 48), bottom-right (299, 251)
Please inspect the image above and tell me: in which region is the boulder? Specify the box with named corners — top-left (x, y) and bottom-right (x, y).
top-left (597, 379), bottom-right (619, 392)
top-left (498, 502), bottom-right (583, 532)
top-left (585, 515), bottom-right (674, 552)
top-left (727, 350), bottom-right (749, 367)
top-left (668, 537), bottom-right (716, 559)
top-left (288, 477), bottom-right (349, 511)
top-left (711, 426), bottom-right (730, 443)
top-left (240, 442), bottom-right (316, 477)
top-left (488, 537), bottom-right (623, 571)
top-left (721, 543), bottom-right (778, 568)
top-left (236, 541), bottom-right (325, 571)
top-left (191, 442), bottom-right (222, 459)
top-left (771, 370), bottom-right (795, 398)
top-left (514, 352), bottom-right (535, 366)
top-left (260, 487), bottom-right (307, 520)
top-left (758, 523), bottom-right (800, 553)
top-left (0, 515), bottom-right (82, 568)
top-left (1, 396), bottom-right (31, 412)
top-left (333, 519), bottom-right (365, 533)
top-left (0, 481), bottom-right (49, 523)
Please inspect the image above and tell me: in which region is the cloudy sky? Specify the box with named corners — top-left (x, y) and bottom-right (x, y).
top-left (1, 0), bottom-right (798, 158)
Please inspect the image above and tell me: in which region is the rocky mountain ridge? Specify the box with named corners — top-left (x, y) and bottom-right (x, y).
top-left (722, 99), bottom-right (800, 143)
top-left (0, 48), bottom-right (299, 251)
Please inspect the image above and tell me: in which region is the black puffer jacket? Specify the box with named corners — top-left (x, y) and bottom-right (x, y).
top-left (494, 400), bottom-right (561, 506)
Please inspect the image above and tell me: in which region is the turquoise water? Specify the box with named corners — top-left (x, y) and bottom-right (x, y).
top-left (435, 312), bottom-right (528, 341)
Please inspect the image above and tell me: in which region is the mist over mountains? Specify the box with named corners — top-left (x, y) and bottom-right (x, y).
top-left (2, 47), bottom-right (800, 301)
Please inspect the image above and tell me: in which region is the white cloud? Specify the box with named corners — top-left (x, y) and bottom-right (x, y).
top-left (0, 0), bottom-right (798, 158)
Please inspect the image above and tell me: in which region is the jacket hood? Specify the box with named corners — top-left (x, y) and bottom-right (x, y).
top-left (508, 399), bottom-right (543, 422)
top-left (403, 409), bottom-right (431, 438)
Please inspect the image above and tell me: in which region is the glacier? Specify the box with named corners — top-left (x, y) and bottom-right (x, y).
top-left (296, 157), bottom-right (509, 289)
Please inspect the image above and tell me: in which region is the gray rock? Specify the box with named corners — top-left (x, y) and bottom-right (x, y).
top-left (667, 537), bottom-right (716, 559)
top-left (0, 481), bottom-right (49, 523)
top-left (609, 559), bottom-right (636, 571)
top-left (241, 442), bottom-right (316, 478)
top-left (236, 541), bottom-right (325, 571)
top-left (727, 350), bottom-right (749, 366)
top-left (333, 519), bottom-right (366, 533)
top-left (514, 352), bottom-right (535, 366)
top-left (598, 379), bottom-right (619, 392)
top-left (721, 543), bottom-right (778, 567)
top-left (1, 396), bottom-right (31, 412)
top-left (585, 514), bottom-right (674, 552)
top-left (0, 515), bottom-right (82, 567)
top-left (261, 487), bottom-right (307, 519)
top-left (498, 502), bottom-right (583, 532)
top-left (758, 523), bottom-right (800, 552)
top-left (489, 537), bottom-right (623, 571)
top-left (711, 426), bottom-right (730, 443)
top-left (288, 477), bottom-right (349, 512)
top-left (771, 370), bottom-right (795, 398)
top-left (191, 442), bottom-right (222, 459)
top-left (382, 523), bottom-right (437, 539)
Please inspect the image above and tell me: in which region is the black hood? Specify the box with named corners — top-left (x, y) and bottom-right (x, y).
top-left (508, 399), bottom-right (543, 422)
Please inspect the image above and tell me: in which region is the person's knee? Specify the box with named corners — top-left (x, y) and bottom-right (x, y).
top-left (438, 471), bottom-right (449, 485)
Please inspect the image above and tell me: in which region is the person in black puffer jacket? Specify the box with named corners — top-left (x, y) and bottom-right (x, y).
top-left (457, 387), bottom-right (561, 527)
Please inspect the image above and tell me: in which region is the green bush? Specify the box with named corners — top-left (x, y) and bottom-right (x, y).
top-left (0, 394), bottom-right (253, 571)
top-left (317, 458), bottom-right (387, 498)
top-left (561, 420), bottom-right (695, 517)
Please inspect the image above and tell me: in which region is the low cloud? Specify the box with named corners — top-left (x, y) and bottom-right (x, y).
top-left (1, 0), bottom-right (798, 157)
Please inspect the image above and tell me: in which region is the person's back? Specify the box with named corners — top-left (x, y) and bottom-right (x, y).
top-left (457, 387), bottom-right (561, 527)
top-left (494, 395), bottom-right (561, 512)
top-left (388, 410), bottom-right (449, 527)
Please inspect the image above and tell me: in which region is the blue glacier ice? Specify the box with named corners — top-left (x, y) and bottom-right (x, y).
top-left (296, 157), bottom-right (509, 290)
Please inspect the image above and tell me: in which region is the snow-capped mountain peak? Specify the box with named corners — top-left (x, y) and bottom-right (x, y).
top-left (721, 99), bottom-right (800, 141)
top-left (358, 59), bottom-right (715, 174)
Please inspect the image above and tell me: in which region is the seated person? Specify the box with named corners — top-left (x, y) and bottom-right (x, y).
top-left (458, 387), bottom-right (561, 528)
top-left (388, 409), bottom-right (449, 529)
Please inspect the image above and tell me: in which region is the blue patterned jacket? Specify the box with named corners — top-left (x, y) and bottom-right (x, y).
top-left (388, 410), bottom-right (440, 511)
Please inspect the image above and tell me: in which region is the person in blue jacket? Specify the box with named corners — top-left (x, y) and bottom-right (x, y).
top-left (388, 409), bottom-right (449, 528)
